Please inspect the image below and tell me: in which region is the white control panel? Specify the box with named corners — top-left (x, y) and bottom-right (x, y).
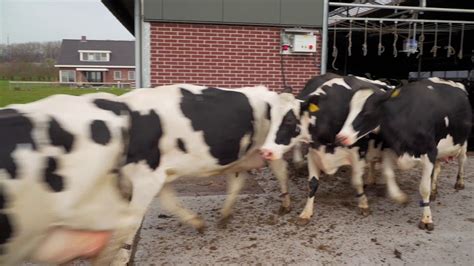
top-left (292, 35), bottom-right (317, 53)
top-left (280, 28), bottom-right (318, 55)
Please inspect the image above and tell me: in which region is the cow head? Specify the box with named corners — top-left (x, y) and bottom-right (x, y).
top-left (336, 88), bottom-right (397, 146)
top-left (260, 91), bottom-right (315, 161)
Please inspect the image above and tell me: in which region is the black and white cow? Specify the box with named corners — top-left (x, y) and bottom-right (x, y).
top-left (260, 74), bottom-right (394, 225)
top-left (336, 77), bottom-right (472, 230)
top-left (1, 84), bottom-right (292, 265)
top-left (0, 94), bottom-right (137, 265)
top-left (90, 84), bottom-right (292, 264)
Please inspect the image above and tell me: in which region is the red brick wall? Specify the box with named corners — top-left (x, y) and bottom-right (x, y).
top-left (150, 23), bottom-right (321, 93)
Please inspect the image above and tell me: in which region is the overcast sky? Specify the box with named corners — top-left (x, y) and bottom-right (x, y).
top-left (0, 0), bottom-right (134, 44)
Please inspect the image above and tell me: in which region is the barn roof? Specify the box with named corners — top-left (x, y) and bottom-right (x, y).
top-left (56, 39), bottom-right (135, 66)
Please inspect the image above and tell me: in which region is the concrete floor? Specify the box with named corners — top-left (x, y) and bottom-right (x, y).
top-left (131, 157), bottom-right (474, 265)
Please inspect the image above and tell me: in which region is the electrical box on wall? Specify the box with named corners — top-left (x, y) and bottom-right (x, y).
top-left (281, 28), bottom-right (318, 55)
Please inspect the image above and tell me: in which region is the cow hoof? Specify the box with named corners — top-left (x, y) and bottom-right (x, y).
top-left (189, 217), bottom-right (206, 233)
top-left (418, 221), bottom-right (435, 231)
top-left (217, 215), bottom-right (232, 229)
top-left (358, 207), bottom-right (371, 217)
top-left (454, 182), bottom-right (465, 190)
top-left (394, 193), bottom-right (409, 206)
top-left (278, 206), bottom-right (292, 216)
top-left (295, 217), bottom-right (310, 226)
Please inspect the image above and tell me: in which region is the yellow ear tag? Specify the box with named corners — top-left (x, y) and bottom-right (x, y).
top-left (391, 89), bottom-right (400, 98)
top-left (308, 103), bottom-right (319, 112)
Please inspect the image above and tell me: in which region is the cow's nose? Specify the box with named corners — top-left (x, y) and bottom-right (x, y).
top-left (259, 149), bottom-right (274, 160)
top-left (335, 134), bottom-right (350, 146)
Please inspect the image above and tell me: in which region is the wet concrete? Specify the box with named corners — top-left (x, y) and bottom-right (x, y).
top-left (132, 157), bottom-right (474, 265)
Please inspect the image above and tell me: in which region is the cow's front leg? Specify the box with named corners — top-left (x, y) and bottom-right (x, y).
top-left (103, 166), bottom-right (167, 266)
top-left (218, 172), bottom-right (247, 228)
top-left (365, 160), bottom-right (377, 186)
top-left (351, 158), bottom-right (370, 216)
top-left (455, 145), bottom-right (467, 190)
top-left (296, 151), bottom-right (319, 225)
top-left (292, 142), bottom-right (305, 169)
top-left (382, 150), bottom-right (408, 204)
top-left (269, 159), bottom-right (291, 215)
top-left (158, 183), bottom-right (205, 233)
top-left (430, 162), bottom-right (441, 201)
top-left (418, 154), bottom-right (435, 231)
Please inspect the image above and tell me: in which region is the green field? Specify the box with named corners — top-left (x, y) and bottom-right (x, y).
top-left (0, 80), bottom-right (130, 107)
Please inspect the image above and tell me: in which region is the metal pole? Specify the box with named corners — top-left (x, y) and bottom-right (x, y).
top-left (329, 2), bottom-right (474, 14)
top-left (321, 0), bottom-right (329, 74)
top-left (134, 0), bottom-right (142, 88)
top-left (330, 17), bottom-right (474, 25)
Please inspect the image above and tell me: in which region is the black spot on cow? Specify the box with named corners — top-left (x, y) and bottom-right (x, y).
top-left (90, 120), bottom-right (111, 145)
top-left (0, 213), bottom-right (13, 246)
top-left (44, 157), bottom-right (64, 192)
top-left (265, 102), bottom-right (272, 120)
top-left (275, 110), bottom-right (300, 145)
top-left (126, 110), bottom-right (162, 170)
top-left (93, 98), bottom-right (162, 170)
top-left (308, 176), bottom-right (319, 198)
top-left (177, 138), bottom-right (187, 153)
top-left (180, 87), bottom-right (255, 165)
top-left (0, 186), bottom-right (5, 209)
top-left (0, 109), bottom-right (36, 179)
top-left (48, 118), bottom-right (74, 153)
top-left (93, 99), bottom-right (131, 116)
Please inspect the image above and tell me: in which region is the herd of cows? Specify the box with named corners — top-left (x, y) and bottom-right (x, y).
top-left (0, 73), bottom-right (471, 265)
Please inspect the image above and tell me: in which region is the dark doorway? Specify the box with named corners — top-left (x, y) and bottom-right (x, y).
top-left (84, 71), bottom-right (103, 83)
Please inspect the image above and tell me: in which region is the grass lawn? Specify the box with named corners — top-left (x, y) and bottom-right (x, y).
top-left (0, 80), bottom-right (130, 107)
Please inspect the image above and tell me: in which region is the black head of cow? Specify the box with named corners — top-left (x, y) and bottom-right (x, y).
top-left (260, 92), bottom-right (313, 160)
top-left (336, 88), bottom-right (396, 146)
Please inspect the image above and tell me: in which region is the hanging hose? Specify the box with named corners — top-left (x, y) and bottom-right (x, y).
top-left (430, 23), bottom-right (440, 57)
top-left (458, 24), bottom-right (465, 59)
top-left (417, 22), bottom-right (425, 58)
top-left (362, 20), bottom-right (368, 56)
top-left (393, 21), bottom-right (398, 58)
top-left (406, 23), bottom-right (412, 57)
top-left (347, 20), bottom-right (353, 57)
top-left (332, 24), bottom-right (339, 70)
top-left (445, 23), bottom-right (456, 58)
top-left (378, 20), bottom-right (385, 56)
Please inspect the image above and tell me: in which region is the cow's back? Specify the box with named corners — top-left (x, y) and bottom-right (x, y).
top-left (382, 78), bottom-right (471, 157)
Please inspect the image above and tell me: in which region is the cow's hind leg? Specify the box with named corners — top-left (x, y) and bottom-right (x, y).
top-left (418, 154), bottom-right (436, 231)
top-left (455, 144), bottom-right (467, 190)
top-left (269, 159), bottom-right (291, 215)
top-left (296, 151), bottom-right (319, 226)
top-left (430, 162), bottom-right (441, 201)
top-left (158, 183), bottom-right (205, 233)
top-left (383, 150), bottom-right (408, 204)
top-left (365, 160), bottom-right (377, 186)
top-left (218, 172), bottom-right (246, 228)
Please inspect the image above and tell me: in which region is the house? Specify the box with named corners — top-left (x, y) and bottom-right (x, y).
top-left (55, 36), bottom-right (135, 86)
top-left (101, 0), bottom-right (325, 93)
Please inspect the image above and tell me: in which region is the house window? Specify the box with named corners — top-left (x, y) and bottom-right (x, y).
top-left (128, 71), bottom-right (135, 80)
top-left (80, 51), bottom-right (110, 62)
top-left (60, 70), bottom-right (76, 82)
top-left (114, 71), bottom-right (122, 80)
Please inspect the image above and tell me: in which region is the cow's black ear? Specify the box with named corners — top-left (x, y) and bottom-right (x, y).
top-left (282, 86), bottom-right (293, 94)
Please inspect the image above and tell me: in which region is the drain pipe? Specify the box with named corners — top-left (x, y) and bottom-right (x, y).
top-left (321, 0), bottom-right (329, 74)
top-left (134, 0), bottom-right (143, 88)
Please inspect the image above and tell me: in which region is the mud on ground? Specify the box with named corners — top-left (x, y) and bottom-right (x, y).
top-left (132, 156), bottom-right (474, 265)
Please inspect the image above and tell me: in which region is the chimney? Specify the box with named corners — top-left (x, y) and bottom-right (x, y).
top-left (81, 36), bottom-right (87, 42)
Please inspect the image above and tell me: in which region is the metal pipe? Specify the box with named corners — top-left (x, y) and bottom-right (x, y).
top-left (134, 0), bottom-right (142, 88)
top-left (321, 0), bottom-right (329, 74)
top-left (330, 17), bottom-right (474, 25)
top-left (329, 2), bottom-right (474, 14)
